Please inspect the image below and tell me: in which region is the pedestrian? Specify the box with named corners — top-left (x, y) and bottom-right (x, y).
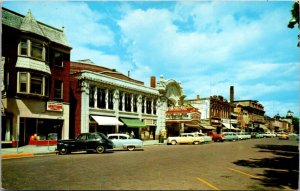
top-left (131, 131), bottom-right (135, 138)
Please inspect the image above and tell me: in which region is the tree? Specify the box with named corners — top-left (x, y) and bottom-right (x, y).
top-left (288, 1), bottom-right (300, 47)
top-left (292, 117), bottom-right (299, 133)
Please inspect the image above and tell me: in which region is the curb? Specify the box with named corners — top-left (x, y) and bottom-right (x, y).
top-left (2, 153), bottom-right (34, 159)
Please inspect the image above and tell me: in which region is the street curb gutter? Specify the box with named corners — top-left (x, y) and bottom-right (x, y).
top-left (2, 153), bottom-right (34, 159)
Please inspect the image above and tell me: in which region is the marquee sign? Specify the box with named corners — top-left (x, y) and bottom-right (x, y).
top-left (47, 102), bottom-right (63, 112)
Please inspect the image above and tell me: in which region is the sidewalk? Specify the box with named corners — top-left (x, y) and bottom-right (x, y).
top-left (1, 140), bottom-right (166, 159)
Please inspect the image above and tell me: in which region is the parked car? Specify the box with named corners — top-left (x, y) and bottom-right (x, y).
top-left (167, 133), bottom-right (205, 145)
top-left (193, 132), bottom-right (213, 143)
top-left (56, 132), bottom-right (114, 155)
top-left (207, 132), bottom-right (224, 142)
top-left (250, 132), bottom-right (264, 139)
top-left (262, 132), bottom-right (276, 138)
top-left (278, 133), bottom-right (289, 140)
top-left (222, 132), bottom-right (239, 141)
top-left (236, 132), bottom-right (251, 140)
top-left (107, 133), bottom-right (143, 151)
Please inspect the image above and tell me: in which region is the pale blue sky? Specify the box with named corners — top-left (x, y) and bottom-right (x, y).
top-left (3, 1), bottom-right (299, 117)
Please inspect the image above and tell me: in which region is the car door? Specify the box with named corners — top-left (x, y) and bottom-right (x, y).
top-left (109, 135), bottom-right (122, 148)
top-left (75, 134), bottom-right (87, 151)
top-left (86, 133), bottom-right (98, 150)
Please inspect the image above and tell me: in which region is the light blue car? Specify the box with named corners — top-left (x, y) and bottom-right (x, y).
top-left (107, 133), bottom-right (143, 151)
top-left (222, 132), bottom-right (239, 141)
top-left (193, 132), bottom-right (212, 143)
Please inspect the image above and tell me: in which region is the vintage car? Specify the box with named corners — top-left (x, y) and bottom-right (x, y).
top-left (167, 133), bottom-right (205, 145)
top-left (236, 132), bottom-right (251, 140)
top-left (107, 133), bottom-right (143, 151)
top-left (278, 133), bottom-right (289, 140)
top-left (261, 132), bottom-right (276, 138)
top-left (222, 132), bottom-right (239, 141)
top-left (56, 132), bottom-right (113, 155)
top-left (207, 131), bottom-right (224, 142)
top-left (193, 132), bottom-right (213, 143)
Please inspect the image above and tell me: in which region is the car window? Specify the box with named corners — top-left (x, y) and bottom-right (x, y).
top-left (109, 135), bottom-right (118, 140)
top-left (88, 134), bottom-right (101, 140)
top-left (119, 136), bottom-right (128, 140)
top-left (77, 134), bottom-right (87, 140)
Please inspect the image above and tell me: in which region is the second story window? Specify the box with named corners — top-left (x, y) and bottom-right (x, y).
top-left (97, 88), bottom-right (106, 109)
top-left (17, 72), bottom-right (49, 97)
top-left (30, 74), bottom-right (43, 94)
top-left (31, 42), bottom-right (43, 60)
top-left (108, 90), bottom-right (113, 110)
top-left (19, 72), bottom-right (27, 93)
top-left (54, 52), bottom-right (63, 67)
top-left (89, 86), bottom-right (95, 108)
top-left (20, 40), bottom-right (28, 56)
top-left (119, 91), bottom-right (123, 110)
top-left (54, 80), bottom-right (63, 99)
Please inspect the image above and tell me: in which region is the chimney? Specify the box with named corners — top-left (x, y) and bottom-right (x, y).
top-left (196, 95), bottom-right (200, 100)
top-left (150, 76), bottom-right (156, 88)
top-left (230, 86), bottom-right (234, 102)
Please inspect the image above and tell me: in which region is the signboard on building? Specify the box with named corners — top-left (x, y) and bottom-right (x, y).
top-left (47, 102), bottom-right (63, 112)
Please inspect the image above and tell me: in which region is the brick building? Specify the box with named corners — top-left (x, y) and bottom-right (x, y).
top-left (184, 95), bottom-right (231, 133)
top-left (1, 8), bottom-right (72, 146)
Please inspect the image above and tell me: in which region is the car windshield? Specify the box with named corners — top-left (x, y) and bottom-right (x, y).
top-left (97, 133), bottom-right (110, 141)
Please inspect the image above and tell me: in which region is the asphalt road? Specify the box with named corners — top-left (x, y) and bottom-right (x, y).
top-left (1, 137), bottom-right (299, 190)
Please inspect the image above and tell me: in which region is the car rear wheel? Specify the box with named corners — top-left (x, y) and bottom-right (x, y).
top-left (58, 148), bottom-right (68, 155)
top-left (171, 140), bottom-right (177, 145)
top-left (127, 146), bottom-right (135, 151)
top-left (96, 145), bottom-right (105, 154)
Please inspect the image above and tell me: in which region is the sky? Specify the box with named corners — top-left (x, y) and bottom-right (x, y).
top-left (3, 0), bottom-right (299, 118)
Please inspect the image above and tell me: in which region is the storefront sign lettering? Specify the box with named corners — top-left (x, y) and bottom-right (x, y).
top-left (47, 102), bottom-right (63, 112)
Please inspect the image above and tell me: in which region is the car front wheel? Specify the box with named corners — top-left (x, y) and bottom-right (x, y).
top-left (58, 148), bottom-right (68, 155)
top-left (127, 146), bottom-right (135, 151)
top-left (171, 140), bottom-right (177, 145)
top-left (96, 145), bottom-right (105, 154)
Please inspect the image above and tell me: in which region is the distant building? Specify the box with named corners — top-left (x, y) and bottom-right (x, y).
top-left (2, 8), bottom-right (72, 146)
top-left (184, 95), bottom-right (231, 133)
top-left (232, 100), bottom-right (266, 132)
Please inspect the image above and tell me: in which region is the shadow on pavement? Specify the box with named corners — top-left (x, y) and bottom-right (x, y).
top-left (233, 144), bottom-right (299, 190)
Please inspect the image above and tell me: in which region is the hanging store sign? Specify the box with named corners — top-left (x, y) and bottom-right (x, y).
top-left (47, 102), bottom-right (63, 112)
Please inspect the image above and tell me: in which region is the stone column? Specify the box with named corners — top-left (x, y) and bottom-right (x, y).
top-left (105, 89), bottom-right (109, 110)
top-left (81, 81), bottom-right (89, 133)
top-left (94, 86), bottom-right (97, 108)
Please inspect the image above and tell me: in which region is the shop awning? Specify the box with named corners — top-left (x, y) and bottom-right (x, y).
top-left (259, 124), bottom-right (269, 132)
top-left (91, 115), bottom-right (124, 126)
top-left (222, 123), bottom-right (235, 129)
top-left (120, 118), bottom-right (146, 128)
top-left (184, 121), bottom-right (201, 129)
top-left (200, 125), bottom-right (216, 130)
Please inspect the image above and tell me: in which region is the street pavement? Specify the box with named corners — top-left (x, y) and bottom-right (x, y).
top-left (1, 140), bottom-right (164, 159)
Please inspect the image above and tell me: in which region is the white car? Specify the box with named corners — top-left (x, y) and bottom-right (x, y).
top-left (107, 133), bottom-right (143, 151)
top-left (167, 133), bottom-right (205, 145)
top-left (261, 132), bottom-right (276, 138)
top-left (236, 132), bottom-right (251, 140)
